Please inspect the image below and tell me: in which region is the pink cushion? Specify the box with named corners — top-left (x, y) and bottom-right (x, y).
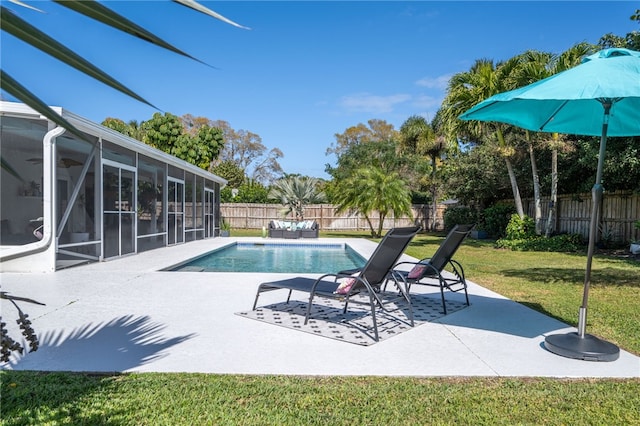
top-left (334, 274), bottom-right (359, 295)
top-left (407, 264), bottom-right (427, 279)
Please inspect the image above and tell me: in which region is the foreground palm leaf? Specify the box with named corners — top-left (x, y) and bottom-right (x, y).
top-left (1, 157), bottom-right (24, 182)
top-left (1, 0), bottom-right (247, 137)
top-left (174, 0), bottom-right (250, 29)
top-left (54, 0), bottom-right (210, 66)
top-left (1, 6), bottom-right (157, 109)
top-left (7, 0), bottom-right (41, 12)
top-left (1, 70), bottom-right (94, 143)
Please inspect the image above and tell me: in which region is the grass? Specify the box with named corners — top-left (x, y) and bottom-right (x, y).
top-left (2, 228), bottom-right (639, 425)
top-left (2, 373), bottom-right (639, 425)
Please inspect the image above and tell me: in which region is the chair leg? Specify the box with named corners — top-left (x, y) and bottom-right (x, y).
top-left (252, 290), bottom-right (261, 310)
top-left (404, 291), bottom-right (414, 327)
top-left (304, 292), bottom-right (315, 325)
top-left (439, 278), bottom-right (447, 315)
top-left (463, 283), bottom-right (470, 306)
top-left (391, 274), bottom-right (414, 327)
top-left (367, 292), bottom-right (379, 341)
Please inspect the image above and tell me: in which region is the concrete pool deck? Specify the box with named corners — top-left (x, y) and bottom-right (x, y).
top-left (1, 237), bottom-right (639, 377)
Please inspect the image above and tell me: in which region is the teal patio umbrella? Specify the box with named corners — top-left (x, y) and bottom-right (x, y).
top-left (459, 48), bottom-right (640, 361)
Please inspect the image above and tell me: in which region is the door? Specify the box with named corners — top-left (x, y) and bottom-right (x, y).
top-left (103, 161), bottom-right (136, 258)
top-left (204, 188), bottom-right (215, 238)
top-left (167, 178), bottom-right (184, 245)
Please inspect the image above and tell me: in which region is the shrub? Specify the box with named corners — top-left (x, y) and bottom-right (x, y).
top-left (482, 203), bottom-right (516, 238)
top-left (443, 206), bottom-right (477, 231)
top-left (496, 233), bottom-right (584, 252)
top-left (505, 214), bottom-right (536, 240)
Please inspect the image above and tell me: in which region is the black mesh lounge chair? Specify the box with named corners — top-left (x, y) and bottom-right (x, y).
top-left (252, 226), bottom-right (421, 341)
top-left (392, 224), bottom-right (473, 314)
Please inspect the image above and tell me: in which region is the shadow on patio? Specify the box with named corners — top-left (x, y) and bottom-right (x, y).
top-left (8, 315), bottom-right (195, 372)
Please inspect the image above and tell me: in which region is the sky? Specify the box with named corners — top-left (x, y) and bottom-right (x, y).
top-left (2, 1), bottom-right (638, 179)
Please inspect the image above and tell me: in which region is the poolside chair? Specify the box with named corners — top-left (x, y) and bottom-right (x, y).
top-left (252, 226), bottom-right (421, 341)
top-left (392, 224), bottom-right (473, 314)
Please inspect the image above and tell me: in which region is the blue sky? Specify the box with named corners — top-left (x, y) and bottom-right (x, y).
top-left (2, 1), bottom-right (637, 179)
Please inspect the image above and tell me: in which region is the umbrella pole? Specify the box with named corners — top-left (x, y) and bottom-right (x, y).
top-left (544, 101), bottom-right (620, 361)
top-left (579, 104), bottom-right (610, 337)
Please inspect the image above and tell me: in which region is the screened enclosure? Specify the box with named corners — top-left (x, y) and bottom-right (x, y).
top-left (0, 102), bottom-right (226, 272)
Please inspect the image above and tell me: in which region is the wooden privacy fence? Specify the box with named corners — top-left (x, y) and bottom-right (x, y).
top-left (521, 190), bottom-right (640, 243)
top-left (220, 203), bottom-right (447, 232)
top-left (221, 190), bottom-right (640, 243)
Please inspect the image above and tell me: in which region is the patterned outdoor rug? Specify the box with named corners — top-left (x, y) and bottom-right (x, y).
top-left (236, 293), bottom-right (468, 346)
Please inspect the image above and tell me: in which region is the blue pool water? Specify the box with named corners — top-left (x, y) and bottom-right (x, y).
top-left (170, 242), bottom-right (366, 273)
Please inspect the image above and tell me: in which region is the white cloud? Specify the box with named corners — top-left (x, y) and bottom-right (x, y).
top-left (339, 93), bottom-right (411, 114)
top-left (412, 94), bottom-right (441, 109)
top-left (415, 74), bottom-right (451, 90)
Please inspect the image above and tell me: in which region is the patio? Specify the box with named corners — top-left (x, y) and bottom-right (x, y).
top-left (1, 237), bottom-right (638, 377)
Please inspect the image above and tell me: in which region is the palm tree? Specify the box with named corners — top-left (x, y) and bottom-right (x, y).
top-left (269, 176), bottom-right (326, 221)
top-left (541, 43), bottom-right (595, 236)
top-left (399, 113), bottom-right (452, 231)
top-left (333, 167), bottom-right (413, 238)
top-left (507, 45), bottom-right (595, 234)
top-left (508, 50), bottom-right (555, 233)
top-left (442, 57), bottom-right (526, 218)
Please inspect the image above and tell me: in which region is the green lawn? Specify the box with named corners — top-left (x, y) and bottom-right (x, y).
top-left (2, 229), bottom-right (639, 425)
top-left (2, 373), bottom-right (639, 425)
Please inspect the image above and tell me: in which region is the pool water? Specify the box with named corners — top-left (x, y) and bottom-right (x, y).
top-left (169, 242), bottom-right (366, 273)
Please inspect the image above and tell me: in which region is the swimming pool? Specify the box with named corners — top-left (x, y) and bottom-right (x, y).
top-left (168, 242), bottom-right (366, 273)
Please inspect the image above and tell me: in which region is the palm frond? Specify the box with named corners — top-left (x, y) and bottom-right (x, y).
top-left (7, 0), bottom-right (42, 12)
top-left (54, 0), bottom-right (211, 67)
top-left (1, 157), bottom-right (25, 182)
top-left (1, 0), bottom-right (248, 141)
top-left (0, 70), bottom-right (93, 143)
top-left (1, 6), bottom-right (157, 109)
top-left (173, 0), bottom-right (251, 30)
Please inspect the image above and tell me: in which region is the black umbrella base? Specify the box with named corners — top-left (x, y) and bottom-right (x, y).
top-left (544, 332), bottom-right (620, 362)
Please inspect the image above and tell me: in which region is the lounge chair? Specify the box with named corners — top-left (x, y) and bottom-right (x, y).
top-left (392, 224), bottom-right (473, 314)
top-left (252, 226), bottom-right (421, 341)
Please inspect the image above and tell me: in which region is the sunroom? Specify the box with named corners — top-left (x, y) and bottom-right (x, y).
top-left (0, 102), bottom-right (226, 272)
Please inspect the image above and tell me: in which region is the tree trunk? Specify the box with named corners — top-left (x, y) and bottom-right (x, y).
top-left (545, 148), bottom-right (558, 237)
top-left (505, 157), bottom-right (525, 218)
top-left (431, 155), bottom-right (438, 231)
top-left (527, 135), bottom-right (542, 234)
top-left (497, 127), bottom-right (524, 218)
top-left (377, 212), bottom-right (387, 238)
top-left (364, 214), bottom-right (377, 237)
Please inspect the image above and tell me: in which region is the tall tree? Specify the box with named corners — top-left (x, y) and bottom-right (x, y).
top-left (598, 9), bottom-right (640, 50)
top-left (540, 43), bottom-right (595, 236)
top-left (212, 120), bottom-right (283, 185)
top-left (142, 112), bottom-right (184, 152)
top-left (333, 166), bottom-right (412, 238)
top-left (102, 117), bottom-right (146, 140)
top-left (399, 114), bottom-right (448, 231)
top-left (103, 113), bottom-right (224, 170)
top-left (326, 119), bottom-right (399, 158)
top-left (324, 138), bottom-right (423, 204)
top-left (211, 160), bottom-right (246, 188)
top-left (508, 50), bottom-right (555, 234)
top-left (442, 57), bottom-right (526, 218)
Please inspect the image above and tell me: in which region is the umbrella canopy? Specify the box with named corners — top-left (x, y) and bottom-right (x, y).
top-left (459, 48), bottom-right (640, 136)
top-left (459, 48), bottom-right (640, 362)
